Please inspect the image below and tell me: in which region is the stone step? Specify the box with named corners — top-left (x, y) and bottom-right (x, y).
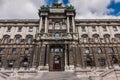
top-left (34, 72), bottom-right (80, 80)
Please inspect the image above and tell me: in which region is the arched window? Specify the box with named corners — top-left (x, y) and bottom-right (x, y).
top-left (54, 32), bottom-right (60, 39)
top-left (115, 34), bottom-right (120, 43)
top-left (15, 35), bottom-right (21, 44)
top-left (111, 56), bottom-right (118, 64)
top-left (93, 34), bottom-right (99, 43)
top-left (104, 34), bottom-right (110, 43)
top-left (7, 60), bottom-right (15, 68)
top-left (81, 34), bottom-right (88, 43)
top-left (85, 55), bottom-right (92, 66)
top-left (22, 57), bottom-right (29, 67)
top-left (55, 23), bottom-right (60, 30)
top-left (3, 35), bottom-right (10, 44)
top-left (26, 35), bottom-right (33, 44)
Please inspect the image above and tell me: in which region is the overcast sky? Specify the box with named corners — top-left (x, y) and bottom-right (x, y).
top-left (0, 0), bottom-right (120, 19)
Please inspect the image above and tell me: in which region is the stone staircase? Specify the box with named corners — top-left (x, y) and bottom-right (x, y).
top-left (33, 72), bottom-right (80, 80)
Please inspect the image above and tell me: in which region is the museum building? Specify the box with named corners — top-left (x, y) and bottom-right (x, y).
top-left (0, 3), bottom-right (120, 80)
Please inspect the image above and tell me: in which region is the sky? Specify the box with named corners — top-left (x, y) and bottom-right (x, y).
top-left (0, 0), bottom-right (120, 19)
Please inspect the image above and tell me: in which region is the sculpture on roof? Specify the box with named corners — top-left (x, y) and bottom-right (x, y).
top-left (66, 5), bottom-right (74, 9)
top-left (52, 2), bottom-right (62, 8)
top-left (40, 5), bottom-right (49, 10)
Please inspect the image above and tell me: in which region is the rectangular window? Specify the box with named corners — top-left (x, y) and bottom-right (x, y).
top-left (16, 37), bottom-right (20, 43)
top-left (113, 26), bottom-right (117, 31)
top-left (27, 37), bottom-right (32, 43)
top-left (83, 38), bottom-right (88, 43)
top-left (110, 47), bottom-right (114, 54)
top-left (0, 48), bottom-right (3, 54)
top-left (18, 27), bottom-right (22, 32)
top-left (25, 48), bottom-right (29, 54)
top-left (29, 27), bottom-right (33, 32)
top-left (98, 47), bottom-right (102, 53)
top-left (92, 26), bottom-right (96, 31)
top-left (49, 25), bottom-right (53, 29)
top-left (94, 38), bottom-right (99, 43)
top-left (81, 26), bottom-right (86, 31)
top-left (12, 48), bottom-right (16, 54)
top-left (7, 26), bottom-right (12, 32)
top-left (85, 47), bottom-right (89, 54)
top-left (102, 26), bottom-right (107, 31)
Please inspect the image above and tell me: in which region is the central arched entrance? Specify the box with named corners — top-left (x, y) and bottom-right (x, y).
top-left (53, 55), bottom-right (61, 71)
top-left (49, 44), bottom-right (65, 71)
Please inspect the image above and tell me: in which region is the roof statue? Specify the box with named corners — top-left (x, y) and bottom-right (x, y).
top-left (40, 5), bottom-right (49, 10)
top-left (66, 5), bottom-right (74, 9)
top-left (52, 2), bottom-right (62, 8)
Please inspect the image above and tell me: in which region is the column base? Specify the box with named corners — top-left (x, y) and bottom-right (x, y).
top-left (38, 66), bottom-right (49, 71)
top-left (65, 65), bottom-right (75, 71)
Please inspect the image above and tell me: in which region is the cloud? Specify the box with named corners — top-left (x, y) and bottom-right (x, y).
top-left (69, 0), bottom-right (120, 19)
top-left (0, 0), bottom-right (44, 19)
top-left (114, 0), bottom-right (120, 3)
top-left (0, 0), bottom-right (120, 19)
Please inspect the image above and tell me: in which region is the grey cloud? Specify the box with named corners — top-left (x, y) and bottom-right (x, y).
top-left (0, 0), bottom-right (44, 19)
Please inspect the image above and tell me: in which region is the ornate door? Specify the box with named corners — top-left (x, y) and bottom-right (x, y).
top-left (53, 55), bottom-right (61, 71)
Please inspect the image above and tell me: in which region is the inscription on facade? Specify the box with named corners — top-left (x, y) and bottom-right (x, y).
top-left (50, 9), bottom-right (65, 13)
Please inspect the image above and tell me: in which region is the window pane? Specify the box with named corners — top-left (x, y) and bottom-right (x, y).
top-left (113, 26), bottom-right (117, 31)
top-left (98, 48), bottom-right (102, 53)
top-left (55, 33), bottom-right (60, 39)
top-left (83, 38), bottom-right (88, 43)
top-left (110, 47), bottom-right (114, 53)
top-left (18, 27), bottom-right (22, 32)
top-left (25, 48), bottom-right (29, 54)
top-left (55, 23), bottom-right (60, 30)
top-left (0, 48), bottom-right (3, 54)
top-left (102, 26), bottom-right (107, 31)
top-left (81, 26), bottom-right (86, 31)
top-left (49, 25), bottom-right (53, 29)
top-left (3, 37), bottom-right (9, 44)
top-left (7, 26), bottom-right (12, 32)
top-left (12, 48), bottom-right (16, 54)
top-left (85, 47), bottom-right (89, 53)
top-left (92, 26), bottom-right (96, 31)
top-left (29, 27), bottom-right (33, 32)
top-left (16, 37), bottom-right (20, 43)
top-left (26, 37), bottom-right (32, 43)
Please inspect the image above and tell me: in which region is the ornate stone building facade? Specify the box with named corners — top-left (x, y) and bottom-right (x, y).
top-left (0, 3), bottom-right (120, 80)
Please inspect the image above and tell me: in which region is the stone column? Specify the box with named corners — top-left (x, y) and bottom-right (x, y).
top-left (65, 45), bottom-right (68, 66)
top-left (45, 16), bottom-right (48, 33)
top-left (39, 17), bottom-right (43, 32)
top-left (67, 17), bottom-right (70, 33)
top-left (72, 16), bottom-right (75, 33)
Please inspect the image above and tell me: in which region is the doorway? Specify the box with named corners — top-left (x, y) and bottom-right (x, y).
top-left (53, 55), bottom-right (61, 71)
top-left (49, 44), bottom-right (65, 71)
